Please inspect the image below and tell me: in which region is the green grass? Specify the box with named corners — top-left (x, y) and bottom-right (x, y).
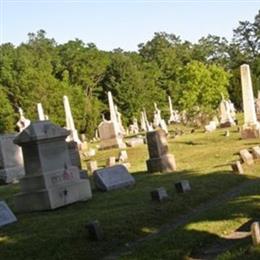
top-left (1, 121), bottom-right (260, 260)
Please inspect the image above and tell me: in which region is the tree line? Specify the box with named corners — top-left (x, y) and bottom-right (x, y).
top-left (0, 10), bottom-right (260, 137)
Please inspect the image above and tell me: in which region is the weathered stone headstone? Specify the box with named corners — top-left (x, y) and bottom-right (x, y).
top-left (0, 134), bottom-right (24, 184)
top-left (205, 121), bottom-right (217, 132)
top-left (0, 201), bottom-right (17, 227)
top-left (175, 180), bottom-right (191, 193)
top-left (93, 165), bottom-right (135, 191)
top-left (86, 220), bottom-right (104, 241)
top-left (219, 96), bottom-right (236, 128)
top-left (239, 149), bottom-right (254, 165)
top-left (146, 129), bottom-right (176, 173)
top-left (231, 161), bottom-right (244, 174)
top-left (67, 141), bottom-right (82, 170)
top-left (150, 187), bottom-right (168, 202)
top-left (240, 64), bottom-right (260, 138)
top-left (252, 146), bottom-right (260, 159)
top-left (13, 121), bottom-right (92, 212)
top-left (88, 161), bottom-right (98, 173)
top-left (126, 137), bottom-right (144, 147)
top-left (251, 222), bottom-right (260, 246)
top-left (106, 156), bottom-right (116, 167)
top-left (168, 96), bottom-right (180, 124)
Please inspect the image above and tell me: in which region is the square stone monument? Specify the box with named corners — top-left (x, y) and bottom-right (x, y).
top-left (13, 120), bottom-right (92, 212)
top-left (0, 134), bottom-right (24, 184)
top-left (146, 129), bottom-right (177, 173)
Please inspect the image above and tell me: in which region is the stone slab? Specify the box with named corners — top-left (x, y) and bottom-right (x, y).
top-left (175, 180), bottom-right (191, 193)
top-left (150, 187), bottom-right (168, 202)
top-left (146, 154), bottom-right (176, 173)
top-left (231, 161), bottom-right (244, 174)
top-left (252, 146), bottom-right (260, 159)
top-left (125, 137), bottom-right (144, 147)
top-left (239, 149), bottom-right (254, 165)
top-left (93, 165), bottom-right (135, 191)
top-left (0, 201), bottom-right (17, 227)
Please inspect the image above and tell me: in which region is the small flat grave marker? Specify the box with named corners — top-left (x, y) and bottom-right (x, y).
top-left (150, 187), bottom-right (168, 202)
top-left (252, 146), bottom-right (260, 159)
top-left (175, 180), bottom-right (191, 193)
top-left (93, 165), bottom-right (135, 191)
top-left (239, 149), bottom-right (254, 165)
top-left (0, 201), bottom-right (17, 228)
top-left (231, 161), bottom-right (244, 174)
top-left (86, 220), bottom-right (103, 241)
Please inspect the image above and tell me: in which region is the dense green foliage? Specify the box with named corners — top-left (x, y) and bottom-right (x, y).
top-left (1, 11), bottom-right (260, 137)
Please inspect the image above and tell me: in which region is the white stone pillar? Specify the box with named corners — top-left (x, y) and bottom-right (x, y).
top-left (37, 103), bottom-right (45, 121)
top-left (107, 91), bottom-right (120, 135)
top-left (63, 96), bottom-right (81, 144)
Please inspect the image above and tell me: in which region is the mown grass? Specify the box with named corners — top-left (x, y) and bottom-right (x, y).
top-left (1, 120), bottom-right (260, 260)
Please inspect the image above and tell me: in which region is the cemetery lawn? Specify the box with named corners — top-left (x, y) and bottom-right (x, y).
top-left (1, 124), bottom-right (260, 259)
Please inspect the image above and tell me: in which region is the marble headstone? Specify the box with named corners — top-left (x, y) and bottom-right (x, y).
top-left (93, 165), bottom-right (135, 191)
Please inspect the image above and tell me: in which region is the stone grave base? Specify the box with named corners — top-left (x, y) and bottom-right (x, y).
top-left (146, 154), bottom-right (177, 173)
top-left (100, 137), bottom-right (126, 150)
top-left (241, 127), bottom-right (260, 139)
top-left (0, 166), bottom-right (24, 184)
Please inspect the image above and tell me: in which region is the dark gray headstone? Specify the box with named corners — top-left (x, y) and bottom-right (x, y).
top-left (175, 180), bottom-right (191, 193)
top-left (150, 187), bottom-right (168, 202)
top-left (0, 201), bottom-right (17, 227)
top-left (93, 165), bottom-right (135, 191)
top-left (86, 220), bottom-right (103, 241)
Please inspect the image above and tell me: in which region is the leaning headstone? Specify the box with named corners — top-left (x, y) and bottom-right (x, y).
top-left (13, 121), bottom-right (92, 212)
top-left (240, 64), bottom-right (260, 138)
top-left (251, 222), bottom-right (260, 246)
top-left (86, 220), bottom-right (104, 241)
top-left (88, 161), bottom-right (98, 173)
top-left (150, 187), bottom-right (168, 202)
top-left (0, 134), bottom-right (24, 184)
top-left (231, 161), bottom-right (244, 174)
top-left (93, 165), bottom-right (135, 191)
top-left (239, 149), bottom-right (254, 165)
top-left (252, 146), bottom-right (260, 159)
top-left (0, 201), bottom-right (17, 227)
top-left (146, 129), bottom-right (176, 173)
top-left (106, 156), bottom-right (116, 167)
top-left (175, 180), bottom-right (191, 193)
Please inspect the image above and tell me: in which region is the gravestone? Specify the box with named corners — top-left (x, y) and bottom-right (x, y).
top-left (252, 146), bottom-right (260, 159)
top-left (106, 157), bottom-right (116, 167)
top-left (126, 137), bottom-right (144, 147)
top-left (0, 201), bottom-right (17, 227)
top-left (205, 121), bottom-right (217, 132)
top-left (0, 134), bottom-right (25, 184)
top-left (93, 165), bottom-right (135, 191)
top-left (118, 150), bottom-right (128, 163)
top-left (239, 149), bottom-right (254, 165)
top-left (175, 180), bottom-right (191, 193)
top-left (240, 64), bottom-right (260, 138)
top-left (150, 187), bottom-right (168, 202)
top-left (146, 129), bottom-right (176, 173)
top-left (251, 222), bottom-right (260, 246)
top-left (88, 161), bottom-right (98, 173)
top-left (231, 161), bottom-right (244, 174)
top-left (67, 141), bottom-right (82, 169)
top-left (86, 220), bottom-right (104, 241)
top-left (98, 121), bottom-right (126, 150)
top-left (13, 121), bottom-right (92, 212)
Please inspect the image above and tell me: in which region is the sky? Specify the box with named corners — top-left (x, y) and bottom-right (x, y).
top-left (1, 0), bottom-right (260, 51)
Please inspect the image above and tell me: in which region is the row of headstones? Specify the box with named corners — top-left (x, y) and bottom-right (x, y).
top-left (231, 146), bottom-right (260, 174)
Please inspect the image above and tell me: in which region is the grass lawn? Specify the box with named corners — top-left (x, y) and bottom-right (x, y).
top-left (1, 121), bottom-right (260, 260)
